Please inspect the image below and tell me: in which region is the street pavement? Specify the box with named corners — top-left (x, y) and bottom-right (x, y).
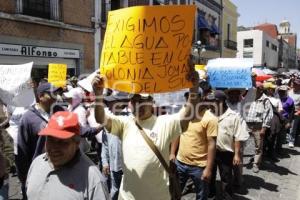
top-left (8, 137), bottom-right (300, 200)
top-left (182, 137), bottom-right (300, 200)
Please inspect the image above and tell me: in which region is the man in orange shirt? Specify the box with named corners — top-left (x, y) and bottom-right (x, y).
top-left (170, 90), bottom-right (220, 200)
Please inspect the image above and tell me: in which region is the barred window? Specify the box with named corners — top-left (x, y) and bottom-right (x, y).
top-left (23, 0), bottom-right (51, 19)
top-left (128, 0), bottom-right (150, 6)
top-left (17, 0), bottom-right (60, 20)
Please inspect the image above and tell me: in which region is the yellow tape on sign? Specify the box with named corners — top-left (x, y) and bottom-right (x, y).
top-left (48, 63), bottom-right (67, 88)
top-left (100, 5), bottom-right (196, 94)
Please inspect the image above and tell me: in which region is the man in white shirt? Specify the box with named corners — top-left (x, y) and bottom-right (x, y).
top-left (226, 89), bottom-right (248, 187)
top-left (209, 91), bottom-right (249, 199)
top-left (92, 70), bottom-right (199, 200)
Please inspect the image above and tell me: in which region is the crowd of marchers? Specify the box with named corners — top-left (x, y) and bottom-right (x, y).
top-left (0, 66), bottom-right (300, 200)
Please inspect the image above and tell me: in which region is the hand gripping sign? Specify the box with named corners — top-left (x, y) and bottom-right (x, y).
top-left (100, 5), bottom-right (196, 94)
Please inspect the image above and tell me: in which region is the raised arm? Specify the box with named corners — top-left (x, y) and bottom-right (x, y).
top-left (92, 73), bottom-right (112, 132)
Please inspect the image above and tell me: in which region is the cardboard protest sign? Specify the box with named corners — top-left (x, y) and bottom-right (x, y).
top-left (48, 63), bottom-right (67, 87)
top-left (0, 62), bottom-right (35, 107)
top-left (100, 5), bottom-right (196, 94)
top-left (206, 58), bottom-right (253, 89)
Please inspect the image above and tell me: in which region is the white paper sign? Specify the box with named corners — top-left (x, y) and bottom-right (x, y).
top-left (0, 62), bottom-right (36, 107)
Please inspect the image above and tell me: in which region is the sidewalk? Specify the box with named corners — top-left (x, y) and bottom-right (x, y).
top-left (237, 143), bottom-right (300, 200)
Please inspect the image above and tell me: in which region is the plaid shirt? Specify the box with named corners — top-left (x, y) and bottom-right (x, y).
top-left (246, 94), bottom-right (273, 128)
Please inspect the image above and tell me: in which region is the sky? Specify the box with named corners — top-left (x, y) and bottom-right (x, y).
top-left (231, 0), bottom-right (300, 48)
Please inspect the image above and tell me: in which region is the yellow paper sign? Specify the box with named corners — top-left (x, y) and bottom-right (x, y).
top-left (100, 5), bottom-right (196, 94)
top-left (48, 63), bottom-right (67, 87)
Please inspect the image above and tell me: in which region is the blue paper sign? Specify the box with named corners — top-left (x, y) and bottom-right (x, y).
top-left (206, 58), bottom-right (253, 89)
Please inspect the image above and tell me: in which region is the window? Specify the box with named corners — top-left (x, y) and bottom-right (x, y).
top-left (227, 24), bottom-right (231, 41)
top-left (272, 44), bottom-right (277, 51)
top-left (128, 0), bottom-right (149, 6)
top-left (266, 40), bottom-right (270, 47)
top-left (101, 0), bottom-right (107, 22)
top-left (23, 0), bottom-right (50, 19)
top-left (17, 0), bottom-right (61, 20)
top-left (111, 0), bottom-right (121, 10)
top-left (101, 0), bottom-right (122, 23)
top-left (244, 39), bottom-right (253, 48)
top-left (199, 30), bottom-right (210, 46)
top-left (243, 51), bottom-right (253, 58)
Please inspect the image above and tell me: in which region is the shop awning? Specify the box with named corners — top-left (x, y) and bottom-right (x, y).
top-left (210, 23), bottom-right (220, 34)
top-left (197, 15), bottom-right (211, 30)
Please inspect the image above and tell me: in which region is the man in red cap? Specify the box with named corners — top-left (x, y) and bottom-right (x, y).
top-left (16, 82), bottom-right (63, 199)
top-left (26, 111), bottom-right (109, 200)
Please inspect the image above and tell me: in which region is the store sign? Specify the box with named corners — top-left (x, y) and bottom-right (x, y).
top-left (0, 43), bottom-right (80, 58)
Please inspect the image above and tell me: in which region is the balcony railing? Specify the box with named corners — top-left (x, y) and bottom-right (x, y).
top-left (224, 40), bottom-right (237, 50)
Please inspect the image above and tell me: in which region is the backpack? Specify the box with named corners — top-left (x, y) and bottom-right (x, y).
top-left (263, 98), bottom-right (284, 134)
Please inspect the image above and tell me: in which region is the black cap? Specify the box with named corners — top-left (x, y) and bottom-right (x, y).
top-left (130, 94), bottom-right (154, 101)
top-left (37, 83), bottom-right (59, 96)
top-left (206, 90), bottom-right (227, 101)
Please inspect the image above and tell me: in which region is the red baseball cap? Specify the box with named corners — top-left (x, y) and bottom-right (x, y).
top-left (39, 111), bottom-right (80, 139)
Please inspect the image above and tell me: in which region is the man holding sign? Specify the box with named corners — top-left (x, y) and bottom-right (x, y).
top-left (93, 66), bottom-right (198, 200)
top-left (94, 5), bottom-right (197, 200)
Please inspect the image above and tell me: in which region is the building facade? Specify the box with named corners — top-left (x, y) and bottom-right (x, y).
top-left (237, 20), bottom-right (298, 69)
top-left (193, 0), bottom-right (222, 64)
top-left (237, 30), bottom-right (279, 68)
top-left (0, 0), bottom-right (95, 81)
top-left (278, 38), bottom-right (291, 68)
top-left (278, 20), bottom-right (297, 68)
top-left (221, 0), bottom-right (238, 58)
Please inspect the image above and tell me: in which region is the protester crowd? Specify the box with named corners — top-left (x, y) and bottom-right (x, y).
top-left (0, 68), bottom-right (300, 200)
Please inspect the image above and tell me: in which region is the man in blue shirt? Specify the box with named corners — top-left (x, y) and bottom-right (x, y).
top-left (278, 85), bottom-right (294, 150)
